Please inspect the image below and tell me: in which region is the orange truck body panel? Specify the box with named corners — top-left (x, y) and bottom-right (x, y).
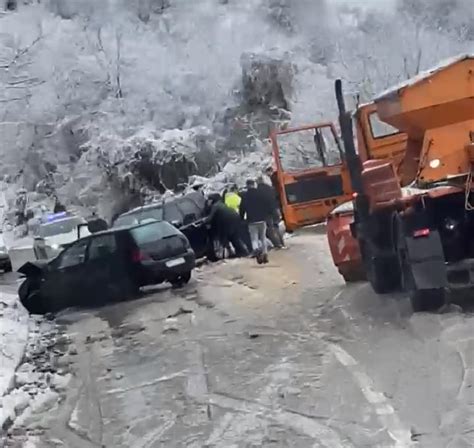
top-left (375, 54), bottom-right (474, 187)
top-left (270, 122), bottom-right (353, 232)
top-left (326, 206), bottom-right (366, 282)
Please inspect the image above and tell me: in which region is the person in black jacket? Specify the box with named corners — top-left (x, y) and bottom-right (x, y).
top-left (239, 179), bottom-right (273, 262)
top-left (257, 176), bottom-right (285, 249)
top-left (205, 194), bottom-right (248, 257)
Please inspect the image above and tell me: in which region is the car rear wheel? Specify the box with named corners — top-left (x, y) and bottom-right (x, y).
top-left (107, 276), bottom-right (140, 303)
top-left (170, 271), bottom-right (191, 288)
top-left (19, 279), bottom-right (47, 315)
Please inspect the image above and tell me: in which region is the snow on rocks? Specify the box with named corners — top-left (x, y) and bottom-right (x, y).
top-left (0, 292), bottom-right (29, 416)
top-left (1, 317), bottom-right (73, 446)
top-left (187, 150), bottom-right (272, 195)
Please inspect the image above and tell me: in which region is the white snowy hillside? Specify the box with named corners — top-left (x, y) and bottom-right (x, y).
top-left (0, 0), bottom-right (472, 219)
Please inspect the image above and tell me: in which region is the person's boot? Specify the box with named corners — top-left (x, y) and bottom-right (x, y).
top-left (263, 253), bottom-right (269, 264)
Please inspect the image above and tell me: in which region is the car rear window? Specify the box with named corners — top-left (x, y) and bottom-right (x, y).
top-left (131, 221), bottom-right (180, 245)
top-left (114, 207), bottom-right (164, 228)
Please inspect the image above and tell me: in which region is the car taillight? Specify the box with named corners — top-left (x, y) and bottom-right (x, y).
top-left (131, 249), bottom-right (151, 262)
top-left (413, 228), bottom-right (430, 238)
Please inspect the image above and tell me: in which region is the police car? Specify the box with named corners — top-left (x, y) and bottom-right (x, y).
top-left (33, 212), bottom-right (91, 260)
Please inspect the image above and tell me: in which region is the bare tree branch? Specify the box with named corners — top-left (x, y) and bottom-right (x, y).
top-left (0, 33), bottom-right (44, 70)
top-left (0, 94), bottom-right (32, 103)
top-left (115, 30), bottom-right (123, 99)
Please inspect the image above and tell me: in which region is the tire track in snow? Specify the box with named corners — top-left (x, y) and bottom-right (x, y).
top-left (311, 288), bottom-right (415, 448)
top-left (204, 358), bottom-right (349, 448)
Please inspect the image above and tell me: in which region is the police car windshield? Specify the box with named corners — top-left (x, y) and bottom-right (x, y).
top-left (38, 217), bottom-right (83, 238)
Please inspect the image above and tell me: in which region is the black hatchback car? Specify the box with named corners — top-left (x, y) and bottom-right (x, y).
top-left (18, 220), bottom-right (195, 314)
top-left (113, 192), bottom-right (224, 261)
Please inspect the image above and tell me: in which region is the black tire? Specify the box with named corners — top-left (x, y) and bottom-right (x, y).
top-left (395, 219), bottom-right (447, 312)
top-left (3, 261), bottom-right (12, 273)
top-left (410, 289), bottom-right (445, 312)
top-left (19, 280), bottom-right (47, 315)
top-left (341, 268), bottom-right (367, 283)
top-left (170, 271), bottom-right (192, 288)
top-left (105, 276), bottom-right (140, 304)
top-left (361, 243), bottom-right (400, 294)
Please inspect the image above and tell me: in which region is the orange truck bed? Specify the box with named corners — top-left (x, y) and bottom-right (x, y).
top-left (375, 54), bottom-right (474, 186)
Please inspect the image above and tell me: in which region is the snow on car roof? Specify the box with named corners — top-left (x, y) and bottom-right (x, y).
top-left (375, 53), bottom-right (474, 101)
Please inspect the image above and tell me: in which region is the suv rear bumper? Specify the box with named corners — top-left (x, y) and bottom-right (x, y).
top-left (138, 249), bottom-right (196, 285)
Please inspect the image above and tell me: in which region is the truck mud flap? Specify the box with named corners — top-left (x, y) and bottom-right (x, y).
top-left (404, 231), bottom-right (447, 290)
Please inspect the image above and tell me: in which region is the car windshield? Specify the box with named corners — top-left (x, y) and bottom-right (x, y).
top-left (277, 126), bottom-right (342, 172)
top-left (38, 217), bottom-right (83, 238)
top-left (131, 221), bottom-right (180, 245)
top-left (114, 207), bottom-right (164, 227)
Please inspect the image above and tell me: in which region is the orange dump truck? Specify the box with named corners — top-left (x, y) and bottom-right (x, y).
top-left (335, 54), bottom-right (474, 311)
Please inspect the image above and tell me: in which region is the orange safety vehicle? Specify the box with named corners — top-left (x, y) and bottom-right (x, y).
top-left (269, 122), bottom-right (353, 232)
top-left (334, 54), bottom-right (474, 311)
top-left (327, 102), bottom-right (407, 282)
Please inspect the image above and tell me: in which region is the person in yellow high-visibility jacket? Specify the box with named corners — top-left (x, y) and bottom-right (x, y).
top-left (224, 184), bottom-right (241, 213)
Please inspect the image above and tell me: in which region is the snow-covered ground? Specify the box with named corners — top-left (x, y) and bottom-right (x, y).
top-left (0, 292), bottom-right (29, 427)
top-left (1, 309), bottom-right (73, 446)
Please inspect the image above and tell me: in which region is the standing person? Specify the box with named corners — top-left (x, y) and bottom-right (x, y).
top-left (257, 176), bottom-right (285, 249)
top-left (224, 184), bottom-right (241, 213)
top-left (205, 194), bottom-right (248, 257)
top-left (239, 179), bottom-right (273, 263)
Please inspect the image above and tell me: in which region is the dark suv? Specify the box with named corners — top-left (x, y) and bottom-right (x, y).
top-left (18, 221), bottom-right (195, 314)
top-left (113, 192), bottom-right (224, 261)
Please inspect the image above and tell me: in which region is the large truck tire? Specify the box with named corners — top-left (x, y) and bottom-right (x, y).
top-left (393, 215), bottom-right (447, 312)
top-left (339, 265), bottom-right (367, 283)
top-left (367, 256), bottom-right (400, 294)
top-left (409, 289), bottom-right (446, 313)
top-left (361, 242), bottom-right (400, 293)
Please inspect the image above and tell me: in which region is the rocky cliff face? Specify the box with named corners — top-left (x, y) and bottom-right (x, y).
top-left (0, 0), bottom-right (472, 221)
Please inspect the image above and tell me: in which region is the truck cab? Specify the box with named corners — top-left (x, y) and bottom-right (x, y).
top-left (270, 122), bottom-right (353, 232)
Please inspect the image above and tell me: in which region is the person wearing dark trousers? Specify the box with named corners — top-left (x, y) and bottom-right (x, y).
top-left (205, 194), bottom-right (248, 257)
top-left (256, 176), bottom-right (285, 249)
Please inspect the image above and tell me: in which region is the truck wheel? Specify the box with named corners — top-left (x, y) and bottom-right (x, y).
top-left (398, 238), bottom-right (447, 312)
top-left (410, 289), bottom-right (445, 313)
top-left (339, 265), bottom-right (367, 283)
top-left (362, 242), bottom-right (400, 293)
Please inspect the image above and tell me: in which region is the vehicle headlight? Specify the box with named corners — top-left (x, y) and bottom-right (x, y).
top-left (50, 243), bottom-right (61, 250)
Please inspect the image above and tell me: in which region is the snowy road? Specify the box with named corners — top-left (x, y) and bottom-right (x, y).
top-left (2, 231), bottom-right (474, 447)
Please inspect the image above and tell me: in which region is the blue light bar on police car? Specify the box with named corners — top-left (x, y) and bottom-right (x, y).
top-left (44, 212), bottom-right (68, 223)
